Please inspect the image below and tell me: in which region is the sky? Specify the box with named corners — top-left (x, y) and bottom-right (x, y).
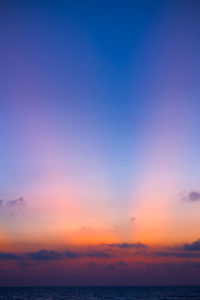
top-left (0, 0), bottom-right (200, 286)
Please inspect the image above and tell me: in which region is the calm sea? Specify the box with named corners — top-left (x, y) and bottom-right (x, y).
top-left (0, 286), bottom-right (200, 299)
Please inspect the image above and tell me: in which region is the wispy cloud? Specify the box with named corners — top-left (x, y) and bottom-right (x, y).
top-left (0, 197), bottom-right (25, 208)
top-left (6, 197), bottom-right (26, 207)
top-left (105, 242), bottom-right (147, 250)
top-left (86, 250), bottom-right (114, 258)
top-left (180, 191), bottom-right (200, 202)
top-left (0, 197), bottom-right (26, 217)
top-left (151, 251), bottom-right (200, 258)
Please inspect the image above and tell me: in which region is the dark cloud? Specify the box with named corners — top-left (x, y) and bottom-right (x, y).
top-left (104, 264), bottom-right (115, 270)
top-left (145, 239), bottom-right (200, 258)
top-left (118, 261), bottom-right (128, 267)
top-left (106, 242), bottom-right (147, 250)
top-left (28, 249), bottom-right (62, 260)
top-left (182, 239), bottom-right (200, 251)
top-left (24, 249), bottom-right (114, 261)
top-left (64, 250), bottom-right (82, 258)
top-left (2, 240), bottom-right (200, 264)
top-left (168, 239), bottom-right (200, 252)
top-left (86, 250), bottom-right (114, 258)
top-left (64, 249), bottom-right (113, 259)
top-left (88, 262), bottom-right (98, 269)
top-left (15, 261), bottom-right (30, 269)
top-left (181, 191), bottom-right (200, 202)
top-left (0, 252), bottom-right (21, 260)
top-left (151, 251), bottom-right (200, 258)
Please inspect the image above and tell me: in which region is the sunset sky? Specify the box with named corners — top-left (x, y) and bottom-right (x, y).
top-left (1, 0), bottom-right (200, 286)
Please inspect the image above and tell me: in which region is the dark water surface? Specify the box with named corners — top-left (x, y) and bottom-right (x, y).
top-left (0, 286), bottom-right (200, 300)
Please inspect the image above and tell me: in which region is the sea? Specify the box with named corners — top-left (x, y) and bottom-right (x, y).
top-left (0, 286), bottom-right (200, 300)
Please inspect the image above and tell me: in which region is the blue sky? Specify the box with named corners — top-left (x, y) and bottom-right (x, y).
top-left (1, 0), bottom-right (200, 285)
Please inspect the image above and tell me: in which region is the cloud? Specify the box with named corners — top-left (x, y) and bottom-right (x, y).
top-left (28, 249), bottom-right (62, 260)
top-left (88, 262), bottom-right (98, 268)
top-left (182, 239), bottom-right (200, 251)
top-left (15, 261), bottom-right (30, 269)
top-left (118, 261), bottom-right (128, 267)
top-left (64, 250), bottom-right (82, 258)
top-left (86, 250), bottom-right (114, 258)
top-left (103, 263), bottom-right (115, 270)
top-left (151, 251), bottom-right (200, 258)
top-left (6, 197), bottom-right (25, 207)
top-left (181, 191), bottom-right (200, 202)
top-left (63, 249), bottom-right (114, 259)
top-left (2, 239), bottom-right (200, 263)
top-left (25, 249), bottom-right (114, 261)
top-left (0, 252), bottom-right (21, 260)
top-left (168, 239), bottom-right (200, 252)
top-left (0, 197), bottom-right (25, 209)
top-left (0, 197), bottom-right (26, 217)
top-left (106, 242), bottom-right (147, 250)
top-left (130, 217), bottom-right (136, 224)
top-left (151, 239), bottom-right (200, 258)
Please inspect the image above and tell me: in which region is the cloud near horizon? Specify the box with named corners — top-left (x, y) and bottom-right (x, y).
top-left (105, 242), bottom-right (147, 250)
top-left (0, 238), bottom-right (200, 262)
top-left (0, 252), bottom-right (21, 260)
top-left (28, 249), bottom-right (62, 260)
top-left (182, 239), bottom-right (200, 251)
top-left (0, 248), bottom-right (115, 261)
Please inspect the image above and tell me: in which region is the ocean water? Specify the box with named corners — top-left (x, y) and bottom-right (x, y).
top-left (0, 286), bottom-right (200, 300)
